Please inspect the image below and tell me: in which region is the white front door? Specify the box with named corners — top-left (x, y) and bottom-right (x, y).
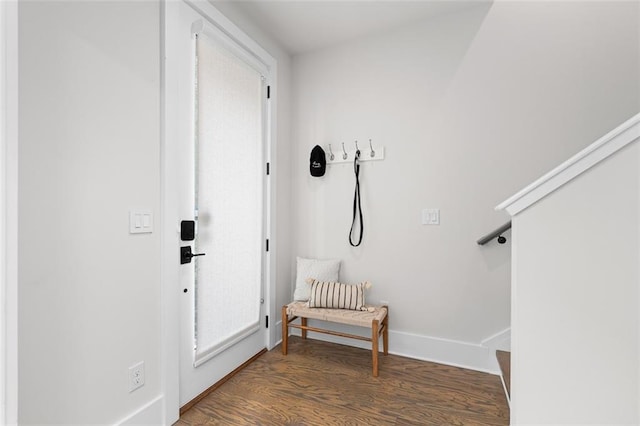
top-left (165, 0), bottom-right (271, 408)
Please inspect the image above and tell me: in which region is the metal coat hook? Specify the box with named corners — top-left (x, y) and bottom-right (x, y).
top-left (326, 139), bottom-right (385, 165)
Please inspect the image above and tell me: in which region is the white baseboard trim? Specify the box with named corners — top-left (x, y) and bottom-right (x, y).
top-left (390, 329), bottom-right (498, 374)
top-left (481, 327), bottom-right (511, 372)
top-left (115, 394), bottom-right (164, 426)
top-left (481, 327), bottom-right (511, 351)
top-left (289, 320), bottom-right (507, 375)
top-left (274, 319), bottom-right (283, 348)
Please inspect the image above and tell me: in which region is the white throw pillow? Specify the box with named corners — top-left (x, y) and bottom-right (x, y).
top-left (293, 257), bottom-right (340, 301)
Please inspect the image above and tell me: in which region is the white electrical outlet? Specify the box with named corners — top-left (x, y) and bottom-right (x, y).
top-left (128, 361), bottom-right (145, 392)
top-left (380, 300), bottom-right (389, 306)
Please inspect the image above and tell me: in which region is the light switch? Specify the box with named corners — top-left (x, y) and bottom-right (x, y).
top-left (422, 208), bottom-right (440, 225)
top-left (130, 210), bottom-right (153, 234)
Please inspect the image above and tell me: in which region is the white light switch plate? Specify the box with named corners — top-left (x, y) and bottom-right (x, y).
top-left (422, 208), bottom-right (440, 225)
top-left (130, 210), bottom-right (153, 234)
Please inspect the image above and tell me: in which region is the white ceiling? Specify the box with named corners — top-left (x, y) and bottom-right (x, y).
top-left (218, 1), bottom-right (491, 55)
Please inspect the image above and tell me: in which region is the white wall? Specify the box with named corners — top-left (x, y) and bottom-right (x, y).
top-left (1, 0), bottom-right (19, 423)
top-left (291, 1), bottom-right (639, 369)
top-left (512, 140), bottom-right (639, 424)
top-left (18, 1), bottom-right (292, 423)
top-left (12, 0), bottom-right (639, 421)
top-left (18, 1), bottom-right (162, 424)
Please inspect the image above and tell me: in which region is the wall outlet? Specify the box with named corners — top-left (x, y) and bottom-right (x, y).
top-left (380, 300), bottom-right (389, 306)
top-left (128, 361), bottom-right (145, 392)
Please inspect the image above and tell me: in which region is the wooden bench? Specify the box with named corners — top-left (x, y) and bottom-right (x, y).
top-left (281, 302), bottom-right (389, 377)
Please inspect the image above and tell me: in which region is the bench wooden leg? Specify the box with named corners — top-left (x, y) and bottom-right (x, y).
top-left (372, 319), bottom-right (379, 377)
top-left (301, 317), bottom-right (307, 339)
top-left (383, 308), bottom-right (389, 355)
top-left (281, 305), bottom-right (288, 355)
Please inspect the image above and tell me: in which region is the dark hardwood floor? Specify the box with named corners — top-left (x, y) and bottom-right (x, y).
top-left (176, 336), bottom-right (509, 425)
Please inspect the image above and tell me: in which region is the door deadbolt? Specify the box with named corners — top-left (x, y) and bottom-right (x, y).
top-left (180, 220), bottom-right (195, 241)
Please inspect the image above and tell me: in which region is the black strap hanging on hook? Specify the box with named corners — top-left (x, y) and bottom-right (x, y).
top-left (349, 149), bottom-right (363, 247)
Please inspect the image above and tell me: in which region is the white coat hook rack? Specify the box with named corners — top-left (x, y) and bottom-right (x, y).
top-left (327, 139), bottom-right (385, 165)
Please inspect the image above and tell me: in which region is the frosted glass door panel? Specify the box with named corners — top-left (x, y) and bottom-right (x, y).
top-left (194, 33), bottom-right (264, 366)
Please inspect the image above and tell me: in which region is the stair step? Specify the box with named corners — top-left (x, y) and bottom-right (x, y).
top-left (496, 350), bottom-right (511, 400)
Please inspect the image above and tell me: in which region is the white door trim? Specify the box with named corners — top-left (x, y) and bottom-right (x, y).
top-left (161, 1), bottom-right (278, 422)
top-left (1, 0), bottom-right (19, 424)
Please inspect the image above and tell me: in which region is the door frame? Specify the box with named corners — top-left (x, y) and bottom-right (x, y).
top-left (1, 0), bottom-right (19, 423)
top-left (160, 1), bottom-right (278, 422)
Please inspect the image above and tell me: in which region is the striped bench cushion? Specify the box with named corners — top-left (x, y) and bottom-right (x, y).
top-left (306, 278), bottom-right (371, 311)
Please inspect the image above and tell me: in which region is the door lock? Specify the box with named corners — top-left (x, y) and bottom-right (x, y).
top-left (180, 246), bottom-right (206, 264)
top-left (180, 220), bottom-right (195, 241)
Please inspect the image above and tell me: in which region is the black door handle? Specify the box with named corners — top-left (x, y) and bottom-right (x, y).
top-left (180, 246), bottom-right (206, 264)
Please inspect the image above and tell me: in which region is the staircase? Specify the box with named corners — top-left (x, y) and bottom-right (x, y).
top-left (497, 114), bottom-right (639, 422)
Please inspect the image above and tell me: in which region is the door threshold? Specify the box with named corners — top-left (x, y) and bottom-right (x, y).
top-left (180, 348), bottom-right (268, 416)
